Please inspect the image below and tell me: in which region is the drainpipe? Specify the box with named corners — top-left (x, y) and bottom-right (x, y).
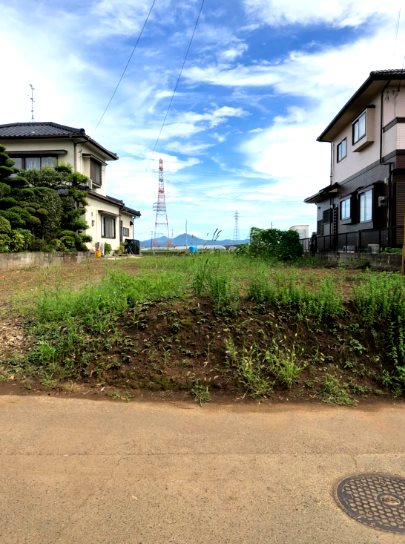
top-left (380, 80), bottom-right (393, 247)
top-left (329, 142), bottom-right (333, 185)
top-left (73, 138), bottom-right (88, 173)
top-left (330, 143), bottom-right (337, 249)
top-left (379, 81), bottom-right (390, 164)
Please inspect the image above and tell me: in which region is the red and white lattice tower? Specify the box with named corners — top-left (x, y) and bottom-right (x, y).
top-left (152, 158), bottom-right (171, 249)
top-left (233, 210), bottom-right (240, 242)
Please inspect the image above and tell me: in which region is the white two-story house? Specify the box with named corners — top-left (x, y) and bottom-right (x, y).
top-left (305, 69), bottom-right (405, 251)
top-left (0, 121), bottom-right (141, 252)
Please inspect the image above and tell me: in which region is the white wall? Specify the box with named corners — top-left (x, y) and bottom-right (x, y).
top-left (332, 97), bottom-right (381, 185)
top-left (85, 196), bottom-right (121, 251)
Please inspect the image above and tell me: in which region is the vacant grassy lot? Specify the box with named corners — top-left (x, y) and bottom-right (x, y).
top-left (0, 253), bottom-right (404, 404)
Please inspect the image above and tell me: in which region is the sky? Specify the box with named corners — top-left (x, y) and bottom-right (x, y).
top-left (1, 0), bottom-right (405, 241)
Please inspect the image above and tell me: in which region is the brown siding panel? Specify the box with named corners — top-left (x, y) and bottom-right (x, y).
top-left (396, 179), bottom-right (405, 226)
top-left (397, 157), bottom-right (405, 169)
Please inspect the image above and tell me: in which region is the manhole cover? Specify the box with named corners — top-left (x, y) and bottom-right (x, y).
top-left (335, 473), bottom-right (405, 534)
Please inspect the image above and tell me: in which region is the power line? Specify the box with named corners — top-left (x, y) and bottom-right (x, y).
top-left (150, 0), bottom-right (205, 158)
top-left (94, 0), bottom-right (157, 131)
top-left (393, 2), bottom-right (402, 61)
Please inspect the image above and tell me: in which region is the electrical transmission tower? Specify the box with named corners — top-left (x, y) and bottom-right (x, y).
top-left (152, 158), bottom-right (171, 250)
top-left (233, 210), bottom-right (240, 242)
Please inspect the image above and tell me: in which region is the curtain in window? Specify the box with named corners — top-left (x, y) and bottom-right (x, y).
top-left (90, 159), bottom-right (102, 186)
top-left (360, 190), bottom-right (372, 222)
top-left (12, 157), bottom-right (23, 169)
top-left (102, 216), bottom-right (115, 238)
top-left (41, 156), bottom-right (57, 167)
top-left (25, 157), bottom-right (41, 170)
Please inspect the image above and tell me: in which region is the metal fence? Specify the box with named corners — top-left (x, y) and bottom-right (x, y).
top-left (301, 226), bottom-right (403, 253)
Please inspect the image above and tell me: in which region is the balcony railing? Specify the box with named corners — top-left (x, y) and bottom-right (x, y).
top-left (301, 226), bottom-right (403, 253)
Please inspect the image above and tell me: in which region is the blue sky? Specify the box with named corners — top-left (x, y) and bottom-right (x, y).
top-left (1, 0), bottom-right (404, 240)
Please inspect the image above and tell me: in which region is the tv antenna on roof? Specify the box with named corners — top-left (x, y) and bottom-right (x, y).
top-left (29, 84), bottom-right (35, 121)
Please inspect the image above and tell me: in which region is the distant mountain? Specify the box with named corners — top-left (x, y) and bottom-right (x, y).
top-left (140, 233), bottom-right (248, 248)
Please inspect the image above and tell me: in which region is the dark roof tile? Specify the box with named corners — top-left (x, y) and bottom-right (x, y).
top-left (0, 122), bottom-right (85, 138)
top-left (0, 122), bottom-right (117, 160)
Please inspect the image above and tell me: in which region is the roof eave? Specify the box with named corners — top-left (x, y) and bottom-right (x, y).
top-left (0, 122), bottom-right (118, 161)
top-left (122, 206), bottom-right (141, 217)
top-left (88, 191), bottom-right (141, 216)
top-left (317, 70), bottom-right (405, 142)
top-left (83, 135), bottom-right (118, 161)
top-left (304, 182), bottom-right (340, 204)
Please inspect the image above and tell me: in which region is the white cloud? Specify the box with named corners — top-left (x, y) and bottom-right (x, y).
top-left (111, 106), bottom-right (246, 143)
top-left (218, 42), bottom-right (248, 62)
top-left (242, 0), bottom-right (400, 27)
top-left (184, 25), bottom-right (405, 102)
top-left (184, 64), bottom-right (281, 87)
top-left (165, 141), bottom-right (213, 154)
top-left (87, 0), bottom-right (181, 39)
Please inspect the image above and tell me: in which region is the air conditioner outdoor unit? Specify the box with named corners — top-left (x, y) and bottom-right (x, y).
top-left (368, 244), bottom-right (380, 254)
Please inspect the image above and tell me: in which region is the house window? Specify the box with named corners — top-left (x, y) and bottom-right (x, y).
top-left (122, 227), bottom-right (130, 237)
top-left (101, 215), bottom-right (116, 238)
top-left (340, 198), bottom-right (351, 220)
top-left (359, 189), bottom-right (372, 222)
top-left (11, 156), bottom-right (57, 170)
top-left (90, 159), bottom-right (102, 187)
top-left (352, 112), bottom-right (366, 144)
top-left (337, 138), bottom-right (347, 162)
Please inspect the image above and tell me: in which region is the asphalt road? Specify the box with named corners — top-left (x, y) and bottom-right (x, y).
top-left (0, 396), bottom-right (404, 544)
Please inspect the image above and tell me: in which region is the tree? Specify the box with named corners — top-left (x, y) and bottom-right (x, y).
top-left (23, 164), bottom-right (90, 251)
top-left (0, 148), bottom-right (91, 252)
top-left (248, 227), bottom-right (303, 261)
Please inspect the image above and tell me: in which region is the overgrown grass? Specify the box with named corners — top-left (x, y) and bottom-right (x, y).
top-left (224, 336), bottom-right (304, 398)
top-left (352, 272), bottom-right (405, 323)
top-left (321, 375), bottom-right (355, 406)
top-left (247, 270), bottom-right (344, 321)
top-left (264, 338), bottom-right (304, 388)
top-left (352, 272), bottom-right (405, 390)
top-left (191, 381), bottom-right (211, 405)
top-left (35, 269), bottom-right (187, 324)
top-left (4, 252), bottom-right (404, 400)
top-left (27, 268), bottom-right (189, 380)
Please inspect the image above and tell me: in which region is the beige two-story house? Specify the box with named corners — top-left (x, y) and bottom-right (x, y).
top-left (0, 122), bottom-right (141, 252)
top-left (305, 69), bottom-right (405, 251)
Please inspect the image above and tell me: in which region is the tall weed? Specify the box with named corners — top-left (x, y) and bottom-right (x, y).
top-left (29, 269), bottom-right (188, 378)
top-left (264, 338), bottom-right (304, 388)
top-left (353, 272), bottom-right (405, 390)
top-left (247, 272), bottom-right (343, 321)
top-left (224, 338), bottom-right (272, 398)
top-left (192, 254), bottom-right (239, 311)
top-left (352, 273), bottom-right (405, 323)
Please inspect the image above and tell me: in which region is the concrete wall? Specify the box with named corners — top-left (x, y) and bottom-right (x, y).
top-left (324, 251), bottom-right (401, 271)
top-left (0, 252), bottom-right (91, 271)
